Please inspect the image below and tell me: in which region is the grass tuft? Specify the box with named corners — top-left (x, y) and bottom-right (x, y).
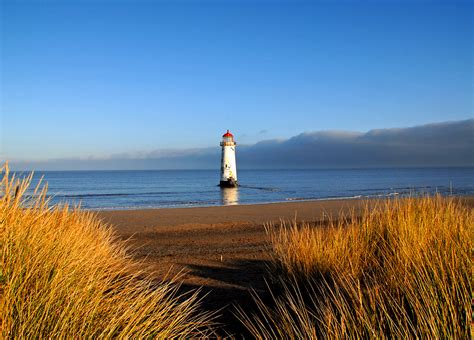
top-left (238, 196), bottom-right (472, 338)
top-left (0, 163), bottom-right (214, 338)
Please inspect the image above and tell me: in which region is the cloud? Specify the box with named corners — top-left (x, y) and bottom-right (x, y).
top-left (6, 119), bottom-right (474, 170)
top-left (238, 119), bottom-right (473, 168)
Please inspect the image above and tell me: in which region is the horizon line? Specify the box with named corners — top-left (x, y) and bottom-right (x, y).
top-left (7, 165), bottom-right (474, 172)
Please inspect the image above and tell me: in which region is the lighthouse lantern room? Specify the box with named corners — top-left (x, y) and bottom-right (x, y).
top-left (219, 130), bottom-right (238, 187)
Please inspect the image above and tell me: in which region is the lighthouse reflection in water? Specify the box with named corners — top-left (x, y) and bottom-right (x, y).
top-left (221, 187), bottom-right (239, 206)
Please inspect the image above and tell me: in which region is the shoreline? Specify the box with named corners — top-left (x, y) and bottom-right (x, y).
top-left (91, 195), bottom-right (366, 212)
top-left (97, 196), bottom-right (474, 233)
top-left (97, 198), bottom-right (372, 233)
top-left (89, 193), bottom-right (473, 212)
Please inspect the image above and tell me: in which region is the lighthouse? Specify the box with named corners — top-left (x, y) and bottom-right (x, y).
top-left (219, 130), bottom-right (238, 187)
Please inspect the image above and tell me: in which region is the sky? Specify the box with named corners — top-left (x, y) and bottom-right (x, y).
top-left (1, 0), bottom-right (473, 169)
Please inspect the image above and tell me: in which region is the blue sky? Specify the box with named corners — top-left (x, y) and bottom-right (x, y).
top-left (1, 0), bottom-right (473, 164)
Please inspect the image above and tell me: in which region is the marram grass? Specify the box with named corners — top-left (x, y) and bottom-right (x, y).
top-left (0, 164), bottom-right (213, 338)
top-left (238, 196), bottom-right (472, 339)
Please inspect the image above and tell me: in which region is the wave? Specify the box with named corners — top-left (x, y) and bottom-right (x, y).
top-left (86, 200), bottom-right (222, 211)
top-left (238, 185), bottom-right (280, 192)
top-left (286, 195), bottom-right (363, 202)
top-left (347, 186), bottom-right (438, 193)
top-left (44, 190), bottom-right (214, 199)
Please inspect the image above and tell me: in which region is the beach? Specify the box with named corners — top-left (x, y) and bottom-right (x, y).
top-left (97, 199), bottom-right (370, 278)
top-left (96, 197), bottom-right (474, 336)
top-left (97, 199), bottom-right (370, 335)
top-left (97, 196), bottom-right (474, 277)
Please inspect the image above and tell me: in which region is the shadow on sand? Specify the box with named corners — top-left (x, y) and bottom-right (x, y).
top-left (174, 259), bottom-right (273, 338)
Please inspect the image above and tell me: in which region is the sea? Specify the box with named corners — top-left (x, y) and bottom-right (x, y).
top-left (15, 168), bottom-right (474, 210)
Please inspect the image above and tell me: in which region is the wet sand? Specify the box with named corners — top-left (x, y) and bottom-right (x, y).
top-left (96, 197), bottom-right (474, 337)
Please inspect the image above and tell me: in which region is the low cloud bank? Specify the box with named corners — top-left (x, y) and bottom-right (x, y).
top-left (8, 119), bottom-right (474, 170)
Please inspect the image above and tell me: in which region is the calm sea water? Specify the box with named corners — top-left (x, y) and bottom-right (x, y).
top-left (16, 168), bottom-right (474, 210)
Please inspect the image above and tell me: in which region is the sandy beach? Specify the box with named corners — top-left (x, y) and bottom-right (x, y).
top-left (96, 197), bottom-right (474, 336)
top-left (97, 199), bottom-right (372, 280)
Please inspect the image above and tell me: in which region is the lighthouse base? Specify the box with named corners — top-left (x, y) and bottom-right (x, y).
top-left (219, 178), bottom-right (238, 188)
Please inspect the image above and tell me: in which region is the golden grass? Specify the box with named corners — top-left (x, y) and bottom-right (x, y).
top-left (0, 164), bottom-right (213, 338)
top-left (239, 196), bottom-right (472, 338)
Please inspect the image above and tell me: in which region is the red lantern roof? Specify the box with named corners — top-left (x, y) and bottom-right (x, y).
top-left (222, 130), bottom-right (234, 138)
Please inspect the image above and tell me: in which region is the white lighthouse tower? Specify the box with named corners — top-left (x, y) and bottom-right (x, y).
top-left (219, 130), bottom-right (238, 187)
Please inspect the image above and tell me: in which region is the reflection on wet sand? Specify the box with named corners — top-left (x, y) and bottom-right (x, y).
top-left (221, 188), bottom-right (239, 205)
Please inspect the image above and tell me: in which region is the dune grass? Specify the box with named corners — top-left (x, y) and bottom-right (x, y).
top-left (0, 164), bottom-right (213, 338)
top-left (239, 196), bottom-right (472, 338)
